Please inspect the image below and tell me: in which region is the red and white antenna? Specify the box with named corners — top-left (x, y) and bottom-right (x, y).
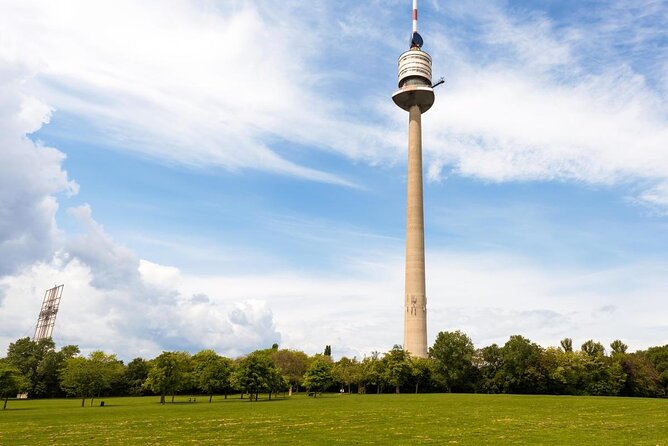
top-left (413, 0), bottom-right (418, 34)
top-left (410, 0), bottom-right (423, 48)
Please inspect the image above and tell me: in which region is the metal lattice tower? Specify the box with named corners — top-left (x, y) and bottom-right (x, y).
top-left (392, 0), bottom-right (437, 358)
top-left (33, 284), bottom-right (64, 341)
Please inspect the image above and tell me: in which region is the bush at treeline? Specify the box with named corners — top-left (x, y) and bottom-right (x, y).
top-left (1, 332), bottom-right (667, 408)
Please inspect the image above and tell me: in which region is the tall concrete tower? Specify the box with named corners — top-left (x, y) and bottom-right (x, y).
top-left (392, 0), bottom-right (436, 358)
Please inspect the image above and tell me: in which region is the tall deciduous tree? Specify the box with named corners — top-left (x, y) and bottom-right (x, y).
top-left (333, 357), bottom-right (362, 394)
top-left (272, 349), bottom-right (309, 395)
top-left (124, 358), bottom-right (150, 396)
top-left (645, 344), bottom-right (668, 393)
top-left (0, 361), bottom-right (28, 409)
top-left (610, 340), bottom-right (628, 356)
top-left (192, 350), bottom-right (233, 402)
top-left (581, 340), bottom-right (606, 358)
top-left (560, 338), bottom-right (573, 353)
top-left (410, 356), bottom-right (435, 394)
top-left (382, 346), bottom-right (412, 394)
top-left (429, 331), bottom-right (475, 392)
top-left (474, 344), bottom-right (503, 393)
top-left (6, 337), bottom-right (55, 396)
top-left (144, 351), bottom-right (192, 404)
top-left (499, 335), bottom-right (546, 394)
top-left (620, 353), bottom-right (664, 397)
top-left (60, 351), bottom-right (124, 407)
top-left (232, 352), bottom-right (282, 401)
top-left (302, 358), bottom-right (333, 397)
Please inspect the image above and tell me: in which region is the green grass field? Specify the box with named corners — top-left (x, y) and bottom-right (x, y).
top-left (1, 393), bottom-right (667, 445)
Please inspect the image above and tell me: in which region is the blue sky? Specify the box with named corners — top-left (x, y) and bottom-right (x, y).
top-left (1, 0), bottom-right (667, 360)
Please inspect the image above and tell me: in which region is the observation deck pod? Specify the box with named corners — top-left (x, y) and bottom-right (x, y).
top-left (392, 48), bottom-right (435, 113)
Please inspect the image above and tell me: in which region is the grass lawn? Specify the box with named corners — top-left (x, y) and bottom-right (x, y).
top-left (1, 393), bottom-right (667, 445)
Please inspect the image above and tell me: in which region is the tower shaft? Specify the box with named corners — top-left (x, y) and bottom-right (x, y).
top-left (403, 104), bottom-right (427, 358)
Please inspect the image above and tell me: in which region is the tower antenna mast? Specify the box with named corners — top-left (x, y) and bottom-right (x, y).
top-left (392, 0), bottom-right (437, 358)
top-left (34, 284), bottom-right (64, 341)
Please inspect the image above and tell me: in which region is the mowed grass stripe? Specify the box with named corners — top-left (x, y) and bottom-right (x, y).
top-left (1, 393), bottom-right (666, 445)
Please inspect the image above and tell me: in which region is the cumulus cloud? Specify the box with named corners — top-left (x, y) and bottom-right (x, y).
top-left (0, 253), bottom-right (281, 361)
top-left (0, 60), bottom-right (77, 276)
top-left (0, 44), bottom-right (281, 359)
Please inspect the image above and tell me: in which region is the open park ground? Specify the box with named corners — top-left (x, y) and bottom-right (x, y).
top-left (1, 393), bottom-right (667, 445)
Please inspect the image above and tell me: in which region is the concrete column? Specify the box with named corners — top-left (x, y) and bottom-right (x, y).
top-left (404, 104), bottom-right (428, 358)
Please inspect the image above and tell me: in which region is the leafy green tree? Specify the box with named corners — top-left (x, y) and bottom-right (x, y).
top-left (645, 344), bottom-right (668, 393)
top-left (302, 358), bottom-right (333, 397)
top-left (559, 338), bottom-right (573, 353)
top-left (0, 361), bottom-right (28, 409)
top-left (541, 347), bottom-right (587, 395)
top-left (620, 353), bottom-right (664, 397)
top-left (581, 340), bottom-right (606, 358)
top-left (323, 345), bottom-right (332, 357)
top-left (409, 356), bottom-right (435, 394)
top-left (581, 354), bottom-right (625, 396)
top-left (33, 344), bottom-right (80, 398)
top-left (232, 352), bottom-right (282, 401)
top-left (382, 346), bottom-right (412, 394)
top-left (332, 356), bottom-right (361, 393)
top-left (271, 349), bottom-right (309, 394)
top-left (361, 353), bottom-right (385, 394)
top-left (429, 331), bottom-right (476, 392)
top-left (473, 344), bottom-right (503, 393)
top-left (123, 358), bottom-right (150, 396)
top-left (60, 351), bottom-right (124, 407)
top-left (498, 335), bottom-right (546, 394)
top-left (5, 337), bottom-right (56, 396)
top-left (192, 350), bottom-right (233, 402)
top-left (610, 340), bottom-right (628, 356)
top-left (144, 351), bottom-right (192, 404)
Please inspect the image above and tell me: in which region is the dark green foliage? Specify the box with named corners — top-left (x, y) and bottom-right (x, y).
top-left (332, 356), bottom-right (362, 393)
top-left (474, 344), bottom-right (502, 393)
top-left (3, 334), bottom-right (667, 401)
top-left (382, 346), bottom-right (412, 394)
top-left (429, 331), bottom-right (475, 392)
top-left (272, 349), bottom-right (309, 393)
top-left (610, 340), bottom-right (628, 355)
top-left (560, 338), bottom-right (573, 352)
top-left (645, 344), bottom-right (668, 393)
top-left (123, 358), bottom-right (150, 396)
top-left (5, 337), bottom-right (79, 398)
top-left (581, 340), bottom-right (606, 358)
top-left (620, 353), bottom-right (664, 397)
top-left (232, 352), bottom-right (284, 401)
top-left (497, 335), bottom-right (546, 394)
top-left (192, 350), bottom-right (233, 402)
top-left (0, 360), bottom-right (28, 409)
top-left (60, 351), bottom-right (125, 407)
top-left (144, 351), bottom-right (192, 404)
top-left (302, 358), bottom-right (333, 396)
top-left (323, 345), bottom-right (332, 357)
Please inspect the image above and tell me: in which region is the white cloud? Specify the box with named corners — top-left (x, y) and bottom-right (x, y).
top-left (0, 0), bottom-right (376, 186)
top-left (0, 59), bottom-right (77, 276)
top-left (2, 0), bottom-right (666, 205)
top-left (416, 3), bottom-right (668, 207)
top-left (0, 252), bottom-right (282, 361)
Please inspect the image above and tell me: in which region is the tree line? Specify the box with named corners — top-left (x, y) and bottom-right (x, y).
top-left (1, 332), bottom-right (667, 409)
